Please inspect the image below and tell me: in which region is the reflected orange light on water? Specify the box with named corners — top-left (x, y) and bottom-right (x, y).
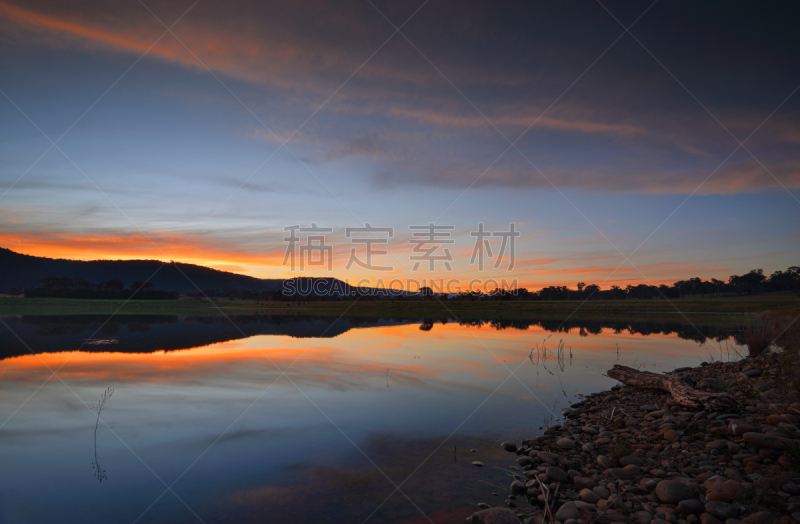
top-left (0, 322), bottom-right (711, 387)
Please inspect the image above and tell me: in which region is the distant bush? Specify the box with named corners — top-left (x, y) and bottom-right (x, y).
top-left (22, 275), bottom-right (179, 300)
top-left (24, 288), bottom-right (179, 300)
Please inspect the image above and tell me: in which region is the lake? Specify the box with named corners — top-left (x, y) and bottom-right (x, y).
top-left (0, 313), bottom-right (745, 523)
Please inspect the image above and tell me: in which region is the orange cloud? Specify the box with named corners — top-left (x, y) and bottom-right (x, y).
top-left (0, 0), bottom-right (437, 95)
top-left (0, 1), bottom-right (341, 93)
top-left (389, 107), bottom-right (649, 137)
top-left (0, 1), bottom-right (182, 61)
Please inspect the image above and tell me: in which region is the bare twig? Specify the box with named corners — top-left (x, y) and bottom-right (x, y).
top-left (91, 387), bottom-right (114, 482)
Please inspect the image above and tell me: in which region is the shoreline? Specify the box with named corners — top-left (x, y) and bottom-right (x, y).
top-left (0, 293), bottom-right (798, 317)
top-left (470, 353), bottom-right (800, 524)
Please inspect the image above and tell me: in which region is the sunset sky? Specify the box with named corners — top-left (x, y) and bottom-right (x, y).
top-left (1, 0), bottom-right (798, 289)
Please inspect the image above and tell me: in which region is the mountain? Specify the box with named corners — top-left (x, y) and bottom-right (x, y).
top-left (0, 247), bottom-right (283, 293)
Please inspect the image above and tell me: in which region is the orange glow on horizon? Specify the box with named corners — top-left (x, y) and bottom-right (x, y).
top-left (1, 234), bottom-right (691, 290)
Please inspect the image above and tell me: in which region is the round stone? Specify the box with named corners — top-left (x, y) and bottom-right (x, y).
top-left (555, 501), bottom-right (579, 521)
top-left (578, 488), bottom-right (601, 504)
top-left (597, 455), bottom-right (614, 469)
top-left (780, 482), bottom-right (799, 495)
top-left (705, 501), bottom-right (739, 521)
top-left (655, 480), bottom-right (695, 503)
top-left (557, 438), bottom-right (576, 449)
top-left (545, 466), bottom-right (569, 483)
top-left (741, 511), bottom-right (775, 524)
top-left (466, 507), bottom-right (523, 524)
top-left (510, 480), bottom-right (526, 495)
top-left (677, 499), bottom-right (705, 515)
top-left (501, 441), bottom-right (517, 452)
top-left (619, 455), bottom-right (643, 467)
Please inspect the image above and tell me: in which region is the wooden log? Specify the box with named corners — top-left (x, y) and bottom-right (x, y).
top-left (606, 365), bottom-right (732, 410)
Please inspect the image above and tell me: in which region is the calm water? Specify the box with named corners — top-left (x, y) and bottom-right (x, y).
top-left (0, 314), bottom-right (743, 524)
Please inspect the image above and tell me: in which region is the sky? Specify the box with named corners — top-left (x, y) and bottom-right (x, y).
top-left (1, 0), bottom-right (799, 290)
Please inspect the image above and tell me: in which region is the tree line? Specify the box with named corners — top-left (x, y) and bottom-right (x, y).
top-left (20, 276), bottom-right (179, 300)
top-left (478, 266), bottom-right (799, 301)
top-left (202, 266), bottom-right (799, 301)
top-left (12, 266), bottom-right (798, 301)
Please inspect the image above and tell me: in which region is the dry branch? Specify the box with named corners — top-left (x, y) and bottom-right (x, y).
top-left (606, 365), bottom-right (732, 410)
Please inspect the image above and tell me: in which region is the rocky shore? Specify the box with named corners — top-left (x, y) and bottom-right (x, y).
top-left (468, 354), bottom-right (800, 524)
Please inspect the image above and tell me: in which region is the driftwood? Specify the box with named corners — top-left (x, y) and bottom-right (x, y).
top-left (606, 365), bottom-right (732, 410)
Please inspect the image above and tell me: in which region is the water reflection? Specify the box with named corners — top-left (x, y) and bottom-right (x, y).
top-left (0, 313), bottom-right (742, 361)
top-left (0, 315), bottom-right (744, 524)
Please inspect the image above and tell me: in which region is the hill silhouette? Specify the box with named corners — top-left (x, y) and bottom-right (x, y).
top-left (0, 247), bottom-right (283, 294)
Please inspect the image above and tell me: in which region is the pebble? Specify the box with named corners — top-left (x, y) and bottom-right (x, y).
top-left (766, 413), bottom-right (800, 424)
top-left (619, 455), bottom-right (644, 467)
top-left (782, 482), bottom-right (800, 496)
top-left (702, 513), bottom-right (724, 524)
top-left (488, 355), bottom-right (799, 524)
top-left (510, 480), bottom-right (527, 495)
top-left (466, 507), bottom-right (522, 523)
top-left (743, 432), bottom-right (788, 450)
top-left (605, 465), bottom-right (640, 480)
top-left (593, 486), bottom-right (610, 499)
top-left (537, 451), bottom-right (559, 464)
top-left (741, 512), bottom-right (776, 524)
top-left (545, 466), bottom-right (569, 483)
top-left (573, 476), bottom-right (596, 489)
top-left (555, 501), bottom-right (579, 521)
top-left (705, 502), bottom-right (739, 521)
top-left (597, 455), bottom-right (614, 469)
top-left (501, 441), bottom-right (517, 452)
top-left (557, 438), bottom-right (576, 449)
top-left (678, 499), bottom-right (705, 515)
top-left (656, 480), bottom-right (696, 503)
top-left (578, 488), bottom-right (601, 503)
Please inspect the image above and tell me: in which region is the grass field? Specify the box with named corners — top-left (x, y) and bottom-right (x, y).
top-left (0, 292), bottom-right (797, 319)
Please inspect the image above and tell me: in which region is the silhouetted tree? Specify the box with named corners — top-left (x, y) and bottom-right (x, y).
top-left (103, 279), bottom-right (124, 291)
top-left (130, 281), bottom-right (154, 291)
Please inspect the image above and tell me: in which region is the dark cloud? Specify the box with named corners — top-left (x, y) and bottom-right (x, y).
top-left (2, 0), bottom-right (799, 196)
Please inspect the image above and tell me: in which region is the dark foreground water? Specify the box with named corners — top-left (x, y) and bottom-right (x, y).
top-left (0, 314), bottom-right (744, 524)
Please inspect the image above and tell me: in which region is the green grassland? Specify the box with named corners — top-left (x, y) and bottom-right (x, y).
top-left (0, 292), bottom-right (797, 320)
